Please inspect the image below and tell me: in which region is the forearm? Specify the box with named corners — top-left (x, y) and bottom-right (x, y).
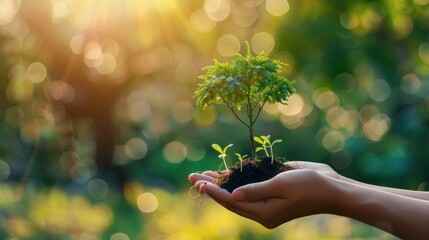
top-left (339, 176), bottom-right (429, 201)
top-left (332, 179), bottom-right (429, 239)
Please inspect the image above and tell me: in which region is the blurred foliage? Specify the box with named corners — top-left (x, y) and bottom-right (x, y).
top-left (0, 0), bottom-right (428, 239)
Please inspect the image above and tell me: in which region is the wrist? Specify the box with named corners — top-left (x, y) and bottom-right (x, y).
top-left (329, 179), bottom-right (392, 231)
top-left (322, 177), bottom-right (349, 215)
top-left (328, 178), bottom-right (367, 217)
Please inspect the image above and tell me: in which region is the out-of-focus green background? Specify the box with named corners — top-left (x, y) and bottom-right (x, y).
top-left (1, 0), bottom-right (428, 239)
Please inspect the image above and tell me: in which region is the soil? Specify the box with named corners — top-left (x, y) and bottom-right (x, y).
top-left (213, 157), bottom-right (294, 193)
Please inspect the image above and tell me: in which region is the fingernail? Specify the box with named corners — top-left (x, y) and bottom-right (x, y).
top-left (232, 189), bottom-right (245, 201)
top-left (195, 181), bottom-right (207, 190)
top-left (188, 173), bottom-right (195, 181)
top-left (199, 183), bottom-right (212, 193)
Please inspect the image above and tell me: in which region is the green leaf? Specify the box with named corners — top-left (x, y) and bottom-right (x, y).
top-left (223, 144), bottom-right (234, 154)
top-left (261, 135), bottom-right (270, 144)
top-left (212, 144), bottom-right (223, 154)
top-left (254, 136), bottom-right (264, 145)
top-left (272, 139), bottom-right (282, 145)
top-left (256, 147), bottom-right (264, 152)
top-left (236, 153), bottom-right (248, 161)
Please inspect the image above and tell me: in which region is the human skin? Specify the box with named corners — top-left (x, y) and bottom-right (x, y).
top-left (188, 161), bottom-right (429, 239)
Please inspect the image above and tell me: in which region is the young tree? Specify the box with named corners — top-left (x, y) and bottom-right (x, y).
top-left (195, 44), bottom-right (295, 158)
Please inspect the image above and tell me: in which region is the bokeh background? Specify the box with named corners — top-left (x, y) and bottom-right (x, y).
top-left (1, 0), bottom-right (428, 239)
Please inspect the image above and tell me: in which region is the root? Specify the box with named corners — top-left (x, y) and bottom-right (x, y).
top-left (188, 186), bottom-right (201, 199)
top-left (188, 186), bottom-right (206, 207)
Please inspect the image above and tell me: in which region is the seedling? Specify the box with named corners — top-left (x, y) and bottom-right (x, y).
top-left (212, 144), bottom-right (233, 171)
top-left (195, 42), bottom-right (295, 158)
top-left (254, 135), bottom-right (282, 164)
top-left (235, 153), bottom-right (248, 172)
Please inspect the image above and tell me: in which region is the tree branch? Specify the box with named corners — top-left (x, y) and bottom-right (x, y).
top-left (220, 93), bottom-right (250, 128)
top-left (252, 83), bottom-right (275, 122)
top-left (251, 94), bottom-right (263, 112)
top-left (253, 100), bottom-right (267, 124)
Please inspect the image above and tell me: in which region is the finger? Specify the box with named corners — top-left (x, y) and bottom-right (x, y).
top-left (232, 178), bottom-right (282, 202)
top-left (188, 173), bottom-right (216, 184)
top-left (194, 180), bottom-right (211, 190)
top-left (199, 182), bottom-right (231, 202)
top-left (189, 170), bottom-right (231, 183)
top-left (200, 182), bottom-right (260, 220)
top-left (202, 171), bottom-right (221, 178)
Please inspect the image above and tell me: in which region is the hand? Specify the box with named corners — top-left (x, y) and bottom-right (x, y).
top-left (189, 165), bottom-right (338, 229)
top-left (189, 161), bottom-right (429, 238)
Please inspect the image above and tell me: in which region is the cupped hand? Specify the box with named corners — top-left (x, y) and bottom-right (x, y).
top-left (188, 164), bottom-right (339, 229)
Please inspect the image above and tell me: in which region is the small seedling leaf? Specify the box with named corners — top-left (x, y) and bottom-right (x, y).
top-left (261, 135), bottom-right (270, 143)
top-left (256, 147), bottom-right (264, 152)
top-left (272, 139), bottom-right (282, 145)
top-left (254, 136), bottom-right (264, 144)
top-left (224, 144), bottom-right (234, 153)
top-left (212, 144), bottom-right (223, 154)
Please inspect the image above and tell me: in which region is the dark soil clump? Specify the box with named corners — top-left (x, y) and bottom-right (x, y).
top-left (214, 157), bottom-right (293, 193)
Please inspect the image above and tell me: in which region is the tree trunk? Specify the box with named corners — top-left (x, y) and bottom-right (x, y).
top-left (249, 125), bottom-right (256, 160)
top-left (19, 0), bottom-right (125, 170)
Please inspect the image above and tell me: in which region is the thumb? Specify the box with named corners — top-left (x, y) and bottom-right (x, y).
top-left (232, 178), bottom-right (279, 202)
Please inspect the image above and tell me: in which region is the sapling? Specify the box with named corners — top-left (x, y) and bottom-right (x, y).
top-left (193, 43), bottom-right (296, 193)
top-left (212, 144), bottom-right (233, 171)
top-left (254, 135), bottom-right (282, 164)
top-left (195, 42), bottom-right (295, 158)
top-left (235, 153), bottom-right (248, 172)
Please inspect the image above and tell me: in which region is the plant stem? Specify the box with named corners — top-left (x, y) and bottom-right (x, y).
top-left (264, 145), bottom-right (270, 158)
top-left (222, 157), bottom-right (228, 171)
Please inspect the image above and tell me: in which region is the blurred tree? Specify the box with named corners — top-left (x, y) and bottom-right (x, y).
top-left (17, 1), bottom-right (127, 184)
